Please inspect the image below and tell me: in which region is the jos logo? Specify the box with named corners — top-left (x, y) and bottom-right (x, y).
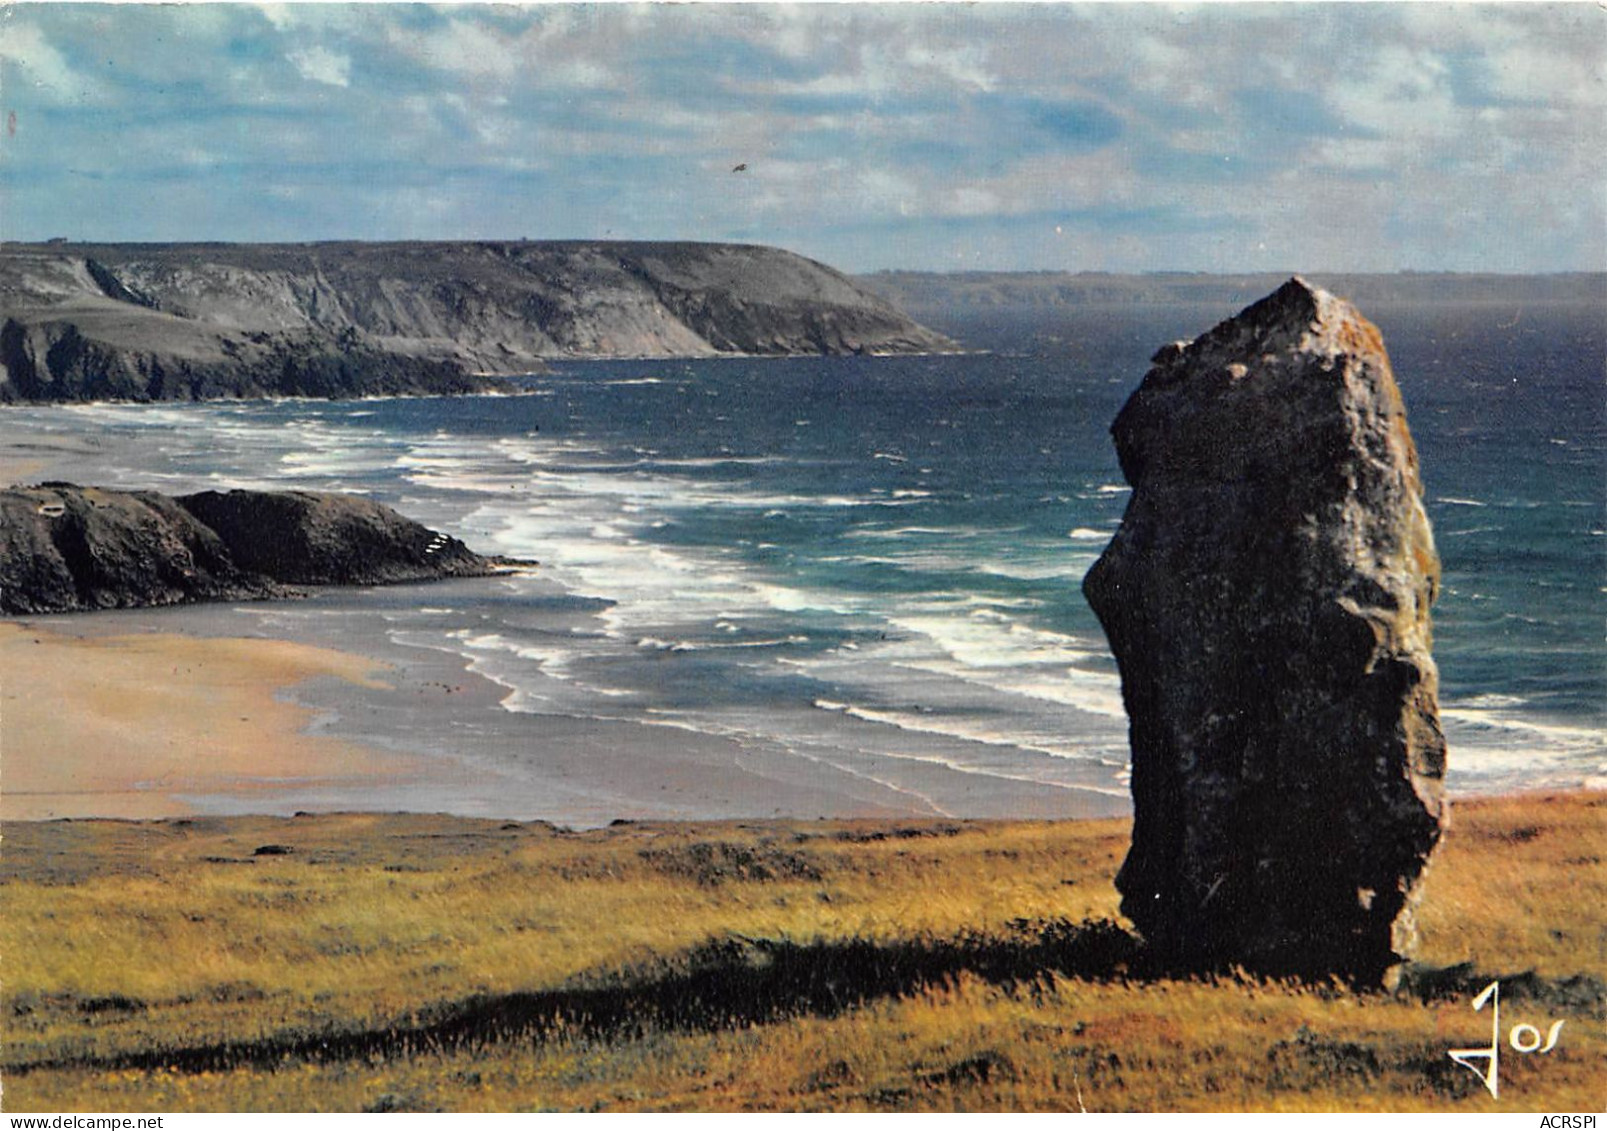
top-left (1446, 979), bottom-right (1565, 1099)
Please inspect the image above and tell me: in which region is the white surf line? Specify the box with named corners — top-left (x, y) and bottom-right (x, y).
top-left (812, 700), bottom-right (1127, 798)
top-left (751, 741), bottom-right (957, 819)
top-left (561, 705), bottom-right (958, 817)
top-left (1440, 709), bottom-right (1605, 745)
top-left (886, 659), bottom-right (1129, 723)
top-left (646, 703), bottom-right (1124, 812)
top-left (860, 745), bottom-right (1131, 800)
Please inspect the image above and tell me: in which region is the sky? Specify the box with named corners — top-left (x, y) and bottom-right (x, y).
top-left (1, 2), bottom-right (1603, 274)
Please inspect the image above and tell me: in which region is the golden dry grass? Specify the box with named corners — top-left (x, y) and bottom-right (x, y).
top-left (2, 792), bottom-right (1602, 1112)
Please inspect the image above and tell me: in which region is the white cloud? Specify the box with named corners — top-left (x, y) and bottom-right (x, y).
top-left (901, 42), bottom-right (994, 93)
top-left (409, 18), bottom-right (519, 80)
top-left (543, 58), bottom-right (614, 90)
top-left (0, 21), bottom-right (102, 103)
top-left (755, 7), bottom-right (835, 63)
top-left (4, 3), bottom-right (1601, 272)
top-left (258, 4), bottom-right (298, 34)
top-left (1485, 39), bottom-right (1604, 108)
top-left (287, 45), bottom-right (351, 88)
top-left (1327, 46), bottom-right (1460, 140)
top-left (941, 185), bottom-right (1002, 217)
top-left (1307, 136), bottom-right (1399, 176)
top-left (382, 13), bottom-right (616, 89)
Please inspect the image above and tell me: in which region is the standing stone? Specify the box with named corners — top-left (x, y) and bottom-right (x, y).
top-left (1084, 278), bottom-right (1446, 985)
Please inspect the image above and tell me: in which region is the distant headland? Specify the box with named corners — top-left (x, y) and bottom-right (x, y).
top-left (0, 240), bottom-right (956, 404)
top-left (858, 269), bottom-right (1606, 312)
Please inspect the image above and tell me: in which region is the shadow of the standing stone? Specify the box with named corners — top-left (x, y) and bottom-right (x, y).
top-left (7, 918), bottom-right (1149, 1076)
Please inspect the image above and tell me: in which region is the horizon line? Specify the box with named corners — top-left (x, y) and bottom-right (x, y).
top-left (3, 239), bottom-right (1603, 280)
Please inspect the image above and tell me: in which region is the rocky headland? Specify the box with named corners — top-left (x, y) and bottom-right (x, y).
top-left (0, 240), bottom-right (954, 403)
top-left (1084, 278), bottom-right (1447, 985)
top-left (0, 484), bottom-right (513, 614)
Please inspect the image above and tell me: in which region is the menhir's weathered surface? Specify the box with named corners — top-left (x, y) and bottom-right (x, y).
top-left (1083, 277), bottom-right (1446, 985)
top-left (0, 484), bottom-right (507, 614)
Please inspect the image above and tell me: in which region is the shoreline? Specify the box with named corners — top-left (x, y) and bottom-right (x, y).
top-left (0, 431), bottom-right (111, 486)
top-left (1, 785), bottom-right (1596, 828)
top-left (0, 620), bottom-right (436, 822)
top-left (2, 604), bottom-right (1591, 827)
top-left (2, 389), bottom-right (1596, 825)
top-left (2, 598), bottom-right (1134, 826)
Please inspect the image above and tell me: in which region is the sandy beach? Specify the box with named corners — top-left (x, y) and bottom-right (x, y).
top-left (0, 429), bottom-right (451, 821)
top-left (0, 430), bottom-right (106, 487)
top-left (0, 456), bottom-right (46, 485)
top-left (0, 621), bottom-right (434, 820)
top-left (1, 402), bottom-right (1135, 827)
top-left (0, 586), bottom-right (1133, 826)
top-left (0, 378), bottom-right (1588, 826)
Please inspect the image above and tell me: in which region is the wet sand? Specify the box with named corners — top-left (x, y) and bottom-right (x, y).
top-left (0, 590), bottom-right (1131, 826)
top-left (0, 413), bottom-right (1128, 826)
top-left (0, 622), bottom-right (429, 820)
top-left (0, 431), bottom-right (105, 487)
top-left (0, 457), bottom-right (46, 485)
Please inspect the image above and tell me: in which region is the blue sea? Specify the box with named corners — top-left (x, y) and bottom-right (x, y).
top-left (10, 299), bottom-right (1604, 819)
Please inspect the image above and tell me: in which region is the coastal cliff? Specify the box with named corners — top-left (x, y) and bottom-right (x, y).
top-left (0, 484), bottom-right (509, 613)
top-left (0, 241), bottom-right (953, 403)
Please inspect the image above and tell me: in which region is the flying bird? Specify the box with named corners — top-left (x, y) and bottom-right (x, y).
top-left (732, 163), bottom-right (748, 173)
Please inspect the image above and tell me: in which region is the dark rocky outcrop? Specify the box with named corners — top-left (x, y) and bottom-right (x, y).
top-left (1083, 278), bottom-right (1447, 985)
top-left (0, 484), bottom-right (279, 613)
top-left (178, 489), bottom-right (491, 587)
top-left (0, 241), bottom-right (954, 403)
top-left (0, 484), bottom-right (509, 614)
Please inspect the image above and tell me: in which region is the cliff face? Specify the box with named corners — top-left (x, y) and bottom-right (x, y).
top-left (0, 484), bottom-right (506, 614)
top-left (1083, 278), bottom-right (1446, 985)
top-left (0, 241), bottom-right (953, 403)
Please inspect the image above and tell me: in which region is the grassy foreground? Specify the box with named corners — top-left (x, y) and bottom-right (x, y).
top-left (2, 792), bottom-right (1602, 1112)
